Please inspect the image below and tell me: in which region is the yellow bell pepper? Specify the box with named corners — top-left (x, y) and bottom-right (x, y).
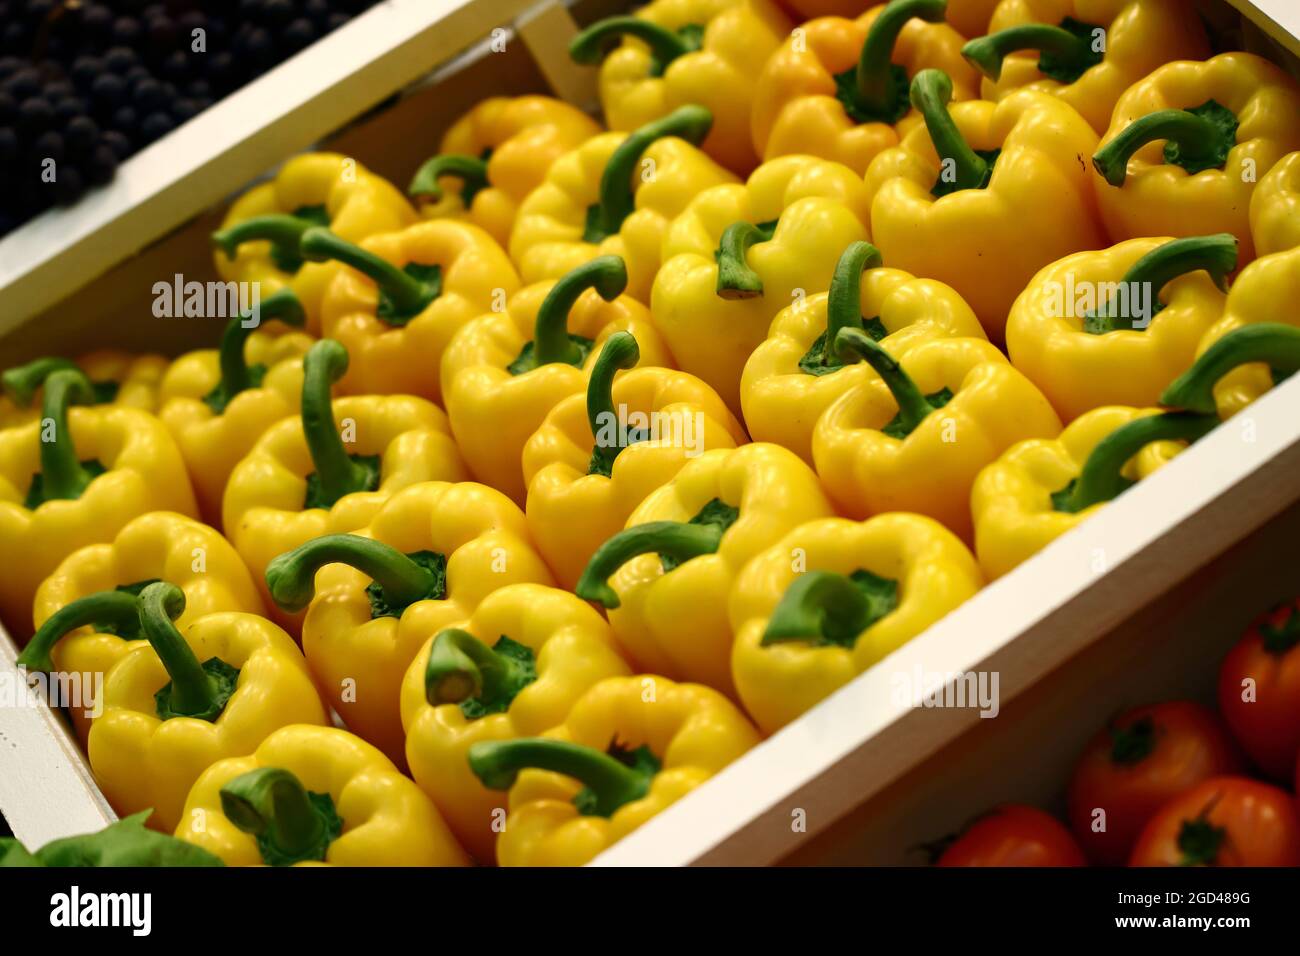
top-left (946, 0), bottom-right (1001, 36)
top-left (0, 367), bottom-right (197, 636)
top-left (157, 288), bottom-right (313, 524)
top-left (730, 513), bottom-right (983, 733)
top-left (211, 153), bottom-right (416, 333)
top-left (1005, 234), bottom-right (1237, 421)
top-left (508, 106), bottom-right (734, 302)
top-left (175, 725), bottom-right (469, 866)
top-left (570, 0), bottom-right (791, 174)
top-left (409, 95), bottom-right (601, 247)
top-left (222, 340), bottom-right (468, 629)
top-left (305, 221), bottom-right (520, 405)
top-left (1250, 151), bottom-right (1300, 258)
top-left (467, 674), bottom-right (760, 866)
top-left (264, 481), bottom-right (555, 763)
top-left (652, 153), bottom-right (873, 414)
top-left (961, 0), bottom-right (1209, 135)
top-left (741, 239), bottom-right (984, 464)
top-left (18, 511), bottom-right (265, 740)
top-left (972, 406), bottom-right (1210, 580)
top-left (1, 350), bottom-right (168, 428)
top-left (752, 0), bottom-right (979, 175)
top-left (865, 70), bottom-right (1104, 342)
top-left (813, 332), bottom-right (1062, 540)
top-left (575, 443), bottom-right (834, 698)
top-left (523, 331), bottom-right (747, 589)
top-left (399, 583), bottom-right (630, 862)
top-left (88, 582), bottom-right (328, 832)
top-left (442, 257), bottom-right (674, 505)
top-left (1090, 52), bottom-right (1300, 265)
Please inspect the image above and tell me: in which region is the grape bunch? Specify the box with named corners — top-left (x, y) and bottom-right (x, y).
top-left (1, 0), bottom-right (379, 238)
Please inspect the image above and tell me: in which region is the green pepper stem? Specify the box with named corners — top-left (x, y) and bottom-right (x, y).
top-left (569, 15), bottom-right (695, 67)
top-left (299, 228), bottom-right (433, 316)
top-left (962, 23), bottom-right (1093, 81)
top-left (1121, 234), bottom-right (1238, 297)
top-left (1092, 109), bottom-right (1229, 187)
top-left (716, 221), bottom-right (772, 299)
top-left (910, 69), bottom-right (991, 193)
top-left (408, 154), bottom-right (490, 201)
top-left (593, 105), bottom-right (713, 240)
top-left (217, 288), bottom-right (305, 401)
top-left (299, 340), bottom-right (371, 507)
top-left (37, 369), bottom-right (98, 504)
top-left (532, 256), bottom-right (628, 368)
top-left (16, 590), bottom-right (142, 672)
top-left (264, 533), bottom-right (435, 614)
top-left (576, 520), bottom-right (724, 608)
top-left (211, 214), bottom-right (320, 266)
top-left (825, 241), bottom-right (884, 365)
top-left (1160, 324), bottom-right (1300, 413)
top-left (856, 0), bottom-right (947, 109)
top-left (138, 582), bottom-right (219, 719)
top-left (587, 331), bottom-right (641, 474)
top-left (424, 628), bottom-right (514, 705)
top-left (762, 571), bottom-right (872, 647)
top-left (468, 738), bottom-right (652, 816)
top-left (3, 357), bottom-right (79, 407)
top-left (219, 768), bottom-right (329, 862)
top-left (1063, 412), bottom-right (1218, 512)
top-left (834, 327), bottom-right (934, 434)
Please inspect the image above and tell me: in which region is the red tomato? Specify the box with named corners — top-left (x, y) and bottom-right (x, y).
top-left (937, 805), bottom-right (1086, 867)
top-left (1129, 776), bottom-right (1300, 867)
top-left (1218, 599), bottom-right (1300, 781)
top-left (1066, 701), bottom-right (1244, 865)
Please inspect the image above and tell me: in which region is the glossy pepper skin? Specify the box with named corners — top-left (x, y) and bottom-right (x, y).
top-left (652, 154), bottom-right (872, 415)
top-left (1250, 151), bottom-right (1300, 258)
top-left (158, 289), bottom-right (313, 524)
top-left (961, 0), bottom-right (1209, 135)
top-left (264, 480), bottom-right (555, 763)
top-left (308, 220), bottom-right (520, 404)
top-left (1, 350), bottom-right (168, 429)
top-left (814, 333), bottom-right (1062, 540)
top-left (1090, 53), bottom-right (1300, 264)
top-left (223, 341), bottom-right (468, 629)
top-left (524, 332), bottom-right (747, 589)
top-left (176, 725), bottom-right (468, 866)
top-left (866, 72), bottom-right (1103, 341)
top-left (409, 95), bottom-right (601, 247)
top-left (212, 153), bottom-right (416, 333)
top-left (730, 513), bottom-right (982, 733)
top-left (576, 443), bottom-right (834, 698)
top-left (1006, 235), bottom-right (1237, 422)
top-left (752, 0), bottom-right (979, 175)
top-left (509, 106), bottom-right (735, 302)
top-left (971, 407), bottom-right (1208, 580)
top-left (741, 240), bottom-right (984, 464)
top-left (468, 675), bottom-right (760, 866)
top-left (0, 368), bottom-right (198, 635)
top-left (400, 583), bottom-right (630, 862)
top-left (88, 583), bottom-right (328, 832)
top-left (442, 257), bottom-right (673, 504)
top-left (571, 0), bottom-right (791, 175)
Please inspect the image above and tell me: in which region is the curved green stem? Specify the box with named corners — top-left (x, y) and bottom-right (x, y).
top-left (1093, 108), bottom-right (1233, 187)
top-left (1057, 412), bottom-right (1218, 513)
top-left (569, 15), bottom-right (696, 68)
top-left (219, 768), bottom-right (336, 866)
top-left (211, 214), bottom-right (321, 271)
top-left (138, 582), bottom-right (224, 721)
top-left (299, 340), bottom-right (371, 508)
top-left (264, 533), bottom-right (436, 614)
top-left (910, 69), bottom-right (992, 193)
top-left (532, 256), bottom-right (628, 368)
top-left (425, 628), bottom-right (515, 705)
top-left (1160, 324), bottom-right (1300, 413)
top-left (962, 23), bottom-right (1094, 81)
top-left (214, 288), bottom-right (305, 404)
top-left (1086, 234), bottom-right (1238, 334)
top-left (408, 154), bottom-right (490, 202)
top-left (856, 0), bottom-right (947, 110)
top-left (37, 369), bottom-right (99, 504)
top-left (825, 241), bottom-right (884, 366)
top-left (3, 357), bottom-right (79, 407)
top-left (715, 221), bottom-right (773, 300)
top-left (16, 590), bottom-right (142, 672)
top-left (762, 571), bottom-right (872, 647)
top-left (587, 331), bottom-right (641, 475)
top-left (576, 520), bottom-right (724, 608)
top-left (468, 738), bottom-right (653, 817)
top-left (834, 327), bottom-right (935, 435)
top-left (299, 227), bottom-right (439, 319)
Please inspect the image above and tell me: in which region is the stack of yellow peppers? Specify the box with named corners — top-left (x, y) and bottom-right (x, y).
top-left (5, 0), bottom-right (1300, 869)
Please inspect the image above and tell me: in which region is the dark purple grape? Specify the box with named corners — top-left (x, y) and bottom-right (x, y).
top-left (0, 126), bottom-right (17, 164)
top-left (161, 49), bottom-right (190, 81)
top-left (110, 104), bottom-right (137, 132)
top-left (284, 18), bottom-right (316, 51)
top-left (44, 79), bottom-right (74, 101)
top-left (71, 56), bottom-right (102, 89)
top-left (101, 128), bottom-right (130, 159)
top-left (52, 165), bottom-right (87, 204)
top-left (52, 96), bottom-right (86, 122)
top-left (1, 23), bottom-right (30, 57)
top-left (81, 4), bottom-right (113, 40)
top-left (111, 17), bottom-right (143, 46)
top-left (205, 51), bottom-right (235, 88)
top-left (4, 69), bottom-right (40, 101)
top-left (86, 142), bottom-right (117, 184)
top-left (142, 3), bottom-right (167, 19)
top-left (90, 73), bottom-right (125, 107)
top-left (262, 0), bottom-right (294, 26)
top-left (132, 77), bottom-right (165, 111)
top-left (26, 0), bottom-right (56, 21)
top-left (171, 97), bottom-right (198, 122)
top-left (185, 78), bottom-right (209, 99)
top-left (30, 129), bottom-right (63, 164)
top-left (0, 91), bottom-right (13, 123)
top-left (325, 12), bottom-right (349, 33)
top-left (139, 110), bottom-right (172, 141)
top-left (17, 96), bottom-right (53, 132)
top-left (177, 11), bottom-right (206, 36)
top-left (0, 56), bottom-right (21, 80)
top-left (103, 46), bottom-right (137, 72)
top-left (245, 26), bottom-right (273, 63)
top-left (123, 64), bottom-right (150, 85)
top-left (65, 114), bottom-right (98, 151)
top-left (146, 15), bottom-right (178, 49)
